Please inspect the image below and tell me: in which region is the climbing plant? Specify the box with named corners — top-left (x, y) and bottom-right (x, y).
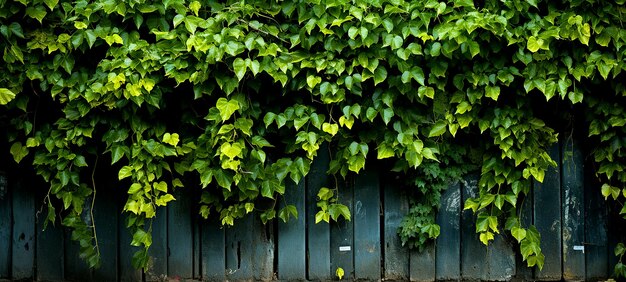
top-left (2, 0), bottom-right (626, 276)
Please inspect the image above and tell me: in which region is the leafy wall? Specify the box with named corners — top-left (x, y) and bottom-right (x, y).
top-left (1, 0), bottom-right (626, 276)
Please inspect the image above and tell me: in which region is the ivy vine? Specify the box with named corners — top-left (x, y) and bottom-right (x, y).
top-left (1, 0), bottom-right (626, 277)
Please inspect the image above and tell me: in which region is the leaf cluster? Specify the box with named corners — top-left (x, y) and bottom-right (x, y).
top-left (2, 0), bottom-right (626, 274)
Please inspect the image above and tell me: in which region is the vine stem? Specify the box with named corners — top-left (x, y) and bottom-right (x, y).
top-left (90, 153), bottom-right (101, 262)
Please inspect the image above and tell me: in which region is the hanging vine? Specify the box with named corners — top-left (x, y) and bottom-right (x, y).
top-left (1, 0), bottom-right (626, 276)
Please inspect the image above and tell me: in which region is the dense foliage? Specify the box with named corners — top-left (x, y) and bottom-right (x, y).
top-left (2, 0), bottom-right (626, 275)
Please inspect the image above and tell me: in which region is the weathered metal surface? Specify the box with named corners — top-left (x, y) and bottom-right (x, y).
top-left (64, 227), bottom-right (91, 281)
top-left (514, 187), bottom-right (534, 280)
top-left (561, 140), bottom-right (586, 280)
top-left (35, 189), bottom-right (64, 281)
top-left (584, 163), bottom-right (608, 280)
top-left (225, 214), bottom-right (253, 280)
top-left (0, 172), bottom-right (11, 279)
top-left (146, 207), bottom-right (167, 281)
top-left (383, 179), bottom-right (409, 280)
top-left (200, 218), bottom-right (225, 280)
top-left (354, 170), bottom-right (381, 280)
top-left (0, 140), bottom-right (618, 281)
top-left (11, 178), bottom-right (35, 280)
top-left (251, 217), bottom-right (274, 280)
top-left (437, 182), bottom-right (462, 280)
top-left (118, 194), bottom-right (142, 282)
top-left (330, 178), bottom-right (354, 280)
top-left (278, 180), bottom-right (306, 280)
top-left (486, 235), bottom-right (516, 281)
top-left (306, 145), bottom-right (331, 280)
top-left (410, 244), bottom-right (435, 282)
top-left (534, 143), bottom-right (562, 280)
top-left (460, 177), bottom-right (487, 281)
top-left (167, 189), bottom-right (194, 278)
top-left (92, 188), bottom-right (119, 282)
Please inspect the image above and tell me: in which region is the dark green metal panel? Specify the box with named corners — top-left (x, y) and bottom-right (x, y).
top-left (410, 244), bottom-right (435, 282)
top-left (354, 170), bottom-right (381, 280)
top-left (436, 182), bottom-right (462, 280)
top-left (607, 202), bottom-right (624, 280)
top-left (515, 186), bottom-right (534, 280)
top-left (64, 226), bottom-right (91, 281)
top-left (225, 214), bottom-right (253, 280)
top-left (382, 180), bottom-right (409, 280)
top-left (200, 218), bottom-right (224, 280)
top-left (11, 177), bottom-right (35, 280)
top-left (92, 188), bottom-right (119, 282)
top-left (584, 164), bottom-right (608, 280)
top-left (306, 146), bottom-right (331, 280)
top-left (193, 214), bottom-right (201, 279)
top-left (534, 144), bottom-right (562, 280)
top-left (167, 189), bottom-right (194, 278)
top-left (561, 139), bottom-right (586, 280)
top-left (278, 180), bottom-right (306, 280)
top-left (0, 172), bottom-right (11, 278)
top-left (460, 177), bottom-right (487, 280)
top-left (330, 178), bottom-right (354, 280)
top-left (35, 190), bottom-right (64, 281)
top-left (251, 217), bottom-right (274, 280)
top-left (118, 194), bottom-right (142, 282)
top-left (146, 207), bottom-right (167, 281)
top-left (486, 234), bottom-right (516, 280)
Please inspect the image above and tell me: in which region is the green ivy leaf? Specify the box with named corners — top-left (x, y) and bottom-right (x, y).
top-left (10, 142), bottom-right (29, 163)
top-left (118, 166), bottom-right (133, 180)
top-left (215, 98), bottom-right (240, 121)
top-left (233, 58), bottom-right (247, 81)
top-left (374, 66), bottom-right (387, 86)
top-left (485, 86), bottom-right (500, 101)
top-left (0, 88), bottom-right (16, 105)
top-left (25, 6), bottom-right (47, 23)
top-left (428, 121), bottom-right (447, 137)
top-left (328, 203), bottom-right (351, 221)
top-left (317, 187), bottom-right (334, 201)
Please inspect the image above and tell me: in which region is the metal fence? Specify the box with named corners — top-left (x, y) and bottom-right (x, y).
top-left (0, 140), bottom-right (618, 281)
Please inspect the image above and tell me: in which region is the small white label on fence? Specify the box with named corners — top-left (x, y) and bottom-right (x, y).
top-left (573, 245), bottom-right (585, 253)
top-left (339, 246), bottom-right (351, 252)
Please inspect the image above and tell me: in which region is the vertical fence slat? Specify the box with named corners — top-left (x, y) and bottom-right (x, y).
top-left (584, 164), bottom-right (608, 280)
top-left (193, 214), bottom-right (201, 280)
top-left (460, 176), bottom-right (487, 281)
top-left (64, 227), bottom-right (92, 281)
top-left (515, 185), bottom-right (534, 280)
top-left (561, 139), bottom-right (586, 280)
top-left (330, 179), bottom-right (354, 280)
top-left (118, 197), bottom-right (142, 282)
top-left (0, 173), bottom-right (11, 278)
top-left (436, 182), bottom-right (462, 280)
top-left (278, 180), bottom-right (306, 280)
top-left (167, 189), bottom-right (193, 278)
top-left (225, 214), bottom-right (253, 280)
top-left (411, 244), bottom-right (435, 282)
top-left (200, 218), bottom-right (225, 280)
top-left (534, 143), bottom-right (562, 280)
top-left (11, 177), bottom-right (35, 280)
top-left (146, 207), bottom-right (167, 281)
top-left (92, 187), bottom-right (119, 282)
top-left (383, 179), bottom-right (409, 280)
top-left (486, 234), bottom-right (516, 280)
top-left (252, 217), bottom-right (274, 280)
top-left (36, 194), bottom-right (64, 281)
top-left (607, 203), bottom-right (624, 280)
top-left (306, 146), bottom-right (331, 280)
top-left (354, 170), bottom-right (381, 280)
